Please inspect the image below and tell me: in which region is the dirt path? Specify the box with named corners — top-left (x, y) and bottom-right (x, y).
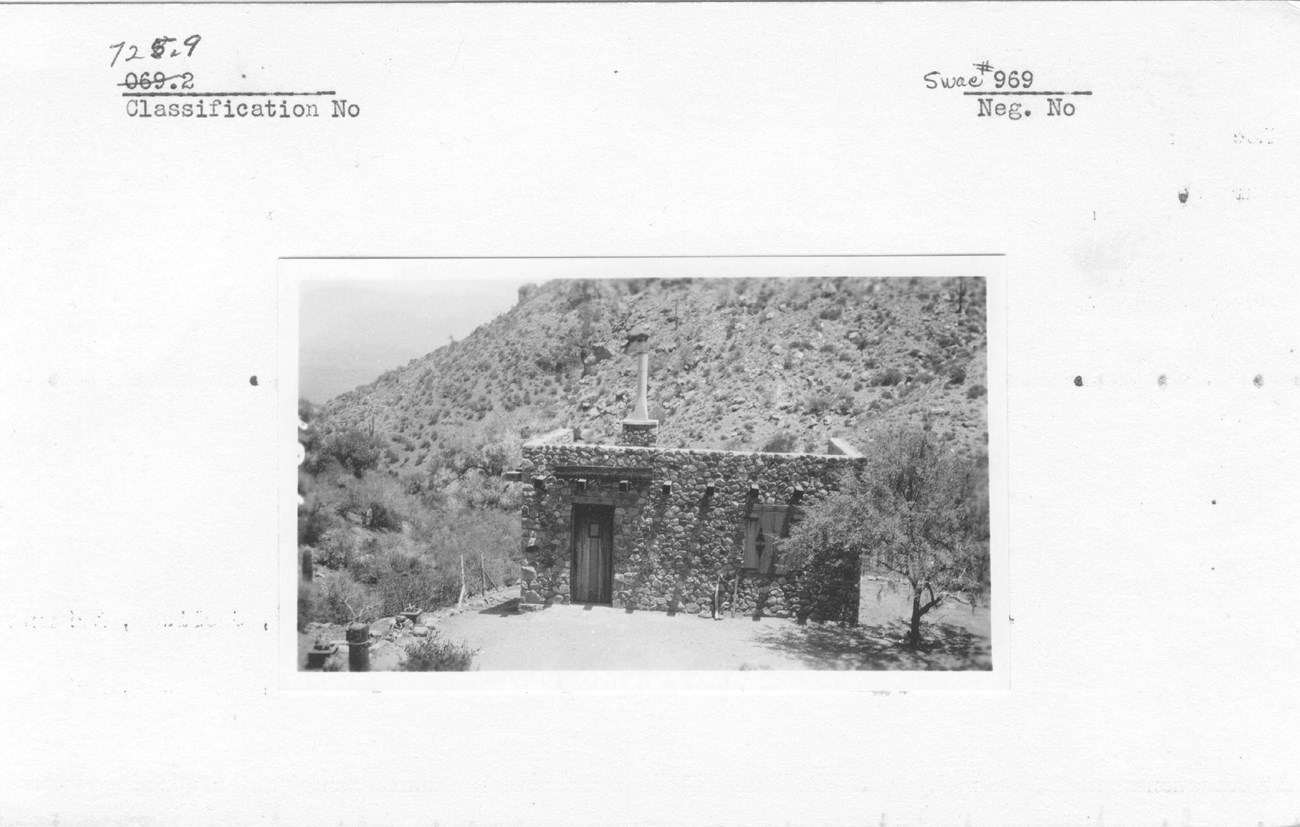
top-left (300, 580), bottom-right (991, 671)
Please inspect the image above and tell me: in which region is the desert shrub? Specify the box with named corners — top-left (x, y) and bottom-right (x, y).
top-left (819, 343), bottom-right (837, 354)
top-left (833, 388), bottom-right (859, 415)
top-left (313, 570), bottom-right (379, 625)
top-left (434, 431), bottom-right (520, 479)
top-left (818, 306), bottom-right (843, 321)
top-left (421, 506), bottom-right (521, 590)
top-left (805, 393), bottom-right (833, 415)
top-left (306, 428), bottom-right (385, 478)
top-left (399, 633), bottom-right (478, 671)
top-left (451, 469), bottom-right (521, 511)
top-left (312, 527), bottom-right (352, 569)
top-left (368, 547), bottom-right (454, 617)
top-left (966, 384), bottom-right (987, 399)
top-left (762, 431), bottom-right (800, 453)
top-left (947, 366), bottom-right (967, 386)
top-left (872, 368), bottom-right (905, 387)
top-left (336, 472), bottom-right (417, 531)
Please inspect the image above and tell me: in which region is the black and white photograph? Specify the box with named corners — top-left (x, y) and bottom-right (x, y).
top-left (289, 259), bottom-right (1002, 673)
top-left (6, 3), bottom-right (1300, 825)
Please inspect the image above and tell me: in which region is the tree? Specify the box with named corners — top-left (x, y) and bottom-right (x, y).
top-left (784, 428), bottom-right (989, 646)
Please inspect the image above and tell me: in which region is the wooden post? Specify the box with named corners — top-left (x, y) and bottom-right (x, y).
top-left (300, 547), bottom-right (313, 582)
top-left (479, 553), bottom-right (487, 595)
top-left (730, 569), bottom-right (741, 619)
top-left (345, 622), bottom-right (369, 672)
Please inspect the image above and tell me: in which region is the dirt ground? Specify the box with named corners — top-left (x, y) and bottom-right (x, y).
top-left (300, 577), bottom-right (991, 671)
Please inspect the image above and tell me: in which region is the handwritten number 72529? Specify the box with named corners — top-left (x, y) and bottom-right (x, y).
top-left (109, 35), bottom-right (201, 68)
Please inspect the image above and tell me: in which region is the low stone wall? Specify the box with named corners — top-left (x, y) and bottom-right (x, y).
top-left (518, 441), bottom-right (865, 622)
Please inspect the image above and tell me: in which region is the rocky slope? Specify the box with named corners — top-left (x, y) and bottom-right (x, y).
top-left (317, 276), bottom-right (989, 470)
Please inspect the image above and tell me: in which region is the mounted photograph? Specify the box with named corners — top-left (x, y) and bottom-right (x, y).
top-left (282, 258), bottom-right (1004, 675)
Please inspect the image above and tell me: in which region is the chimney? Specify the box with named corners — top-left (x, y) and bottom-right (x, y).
top-left (620, 330), bottom-right (658, 447)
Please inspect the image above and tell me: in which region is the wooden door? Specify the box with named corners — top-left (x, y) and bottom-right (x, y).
top-left (745, 506), bottom-right (789, 574)
top-left (571, 505), bottom-right (614, 604)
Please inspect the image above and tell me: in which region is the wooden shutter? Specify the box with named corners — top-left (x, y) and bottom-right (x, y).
top-left (744, 516), bottom-right (760, 569)
top-left (759, 509), bottom-right (784, 574)
top-left (744, 506), bottom-right (789, 573)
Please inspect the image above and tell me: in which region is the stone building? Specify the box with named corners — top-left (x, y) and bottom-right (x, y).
top-left (509, 333), bottom-right (867, 622)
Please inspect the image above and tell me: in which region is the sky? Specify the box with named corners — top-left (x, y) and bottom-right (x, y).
top-left (298, 278), bottom-right (533, 403)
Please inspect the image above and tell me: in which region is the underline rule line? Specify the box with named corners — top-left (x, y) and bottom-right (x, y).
top-left (122, 91), bottom-right (337, 97)
top-left (961, 91), bottom-right (1092, 96)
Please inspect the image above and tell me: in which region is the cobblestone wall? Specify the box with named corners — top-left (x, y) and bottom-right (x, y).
top-left (618, 421), bottom-right (658, 447)
top-left (518, 438), bottom-right (865, 622)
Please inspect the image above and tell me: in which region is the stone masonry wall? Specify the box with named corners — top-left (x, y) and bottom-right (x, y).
top-left (618, 422), bottom-right (658, 447)
top-left (518, 441), bottom-right (865, 621)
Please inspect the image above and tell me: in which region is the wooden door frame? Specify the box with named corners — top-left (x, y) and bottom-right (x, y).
top-left (570, 504), bottom-right (614, 605)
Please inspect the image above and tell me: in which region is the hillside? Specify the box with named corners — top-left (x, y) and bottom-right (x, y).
top-left (314, 276), bottom-right (988, 472)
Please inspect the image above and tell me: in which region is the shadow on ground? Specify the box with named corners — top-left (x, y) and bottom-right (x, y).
top-left (754, 619), bottom-right (992, 671)
top-left (478, 597), bottom-right (520, 616)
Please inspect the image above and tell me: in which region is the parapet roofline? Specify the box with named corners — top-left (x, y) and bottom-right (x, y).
top-left (523, 430), bottom-right (865, 460)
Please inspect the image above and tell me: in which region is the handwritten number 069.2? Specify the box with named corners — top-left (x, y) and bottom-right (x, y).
top-left (992, 70), bottom-right (1033, 90)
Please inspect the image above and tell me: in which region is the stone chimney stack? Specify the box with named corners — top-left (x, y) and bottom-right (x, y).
top-left (620, 331), bottom-right (658, 447)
